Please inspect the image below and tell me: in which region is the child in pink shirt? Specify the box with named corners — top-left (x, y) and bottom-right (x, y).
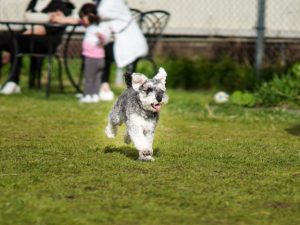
top-left (79, 3), bottom-right (111, 103)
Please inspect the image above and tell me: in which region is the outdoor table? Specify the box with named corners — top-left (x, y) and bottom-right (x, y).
top-left (0, 21), bottom-right (81, 96)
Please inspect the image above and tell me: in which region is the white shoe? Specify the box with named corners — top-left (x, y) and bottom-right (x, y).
top-left (99, 90), bottom-right (114, 101)
top-left (0, 81), bottom-right (21, 95)
top-left (91, 94), bottom-right (100, 103)
top-left (75, 93), bottom-right (83, 99)
top-left (79, 94), bottom-right (100, 103)
top-left (79, 95), bottom-right (93, 103)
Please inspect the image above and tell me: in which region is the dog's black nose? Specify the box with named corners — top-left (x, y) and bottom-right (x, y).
top-left (156, 94), bottom-right (162, 102)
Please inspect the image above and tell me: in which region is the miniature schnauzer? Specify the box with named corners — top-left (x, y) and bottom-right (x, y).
top-left (105, 68), bottom-right (169, 161)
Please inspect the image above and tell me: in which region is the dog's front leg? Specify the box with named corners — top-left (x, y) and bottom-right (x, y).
top-left (127, 127), bottom-right (154, 161)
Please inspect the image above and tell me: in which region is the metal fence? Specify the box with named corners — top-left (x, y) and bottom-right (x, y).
top-left (128, 0), bottom-right (300, 76)
top-left (128, 0), bottom-right (300, 38)
top-left (3, 0), bottom-right (300, 38)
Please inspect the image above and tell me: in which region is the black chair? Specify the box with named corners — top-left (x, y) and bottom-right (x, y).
top-left (28, 46), bottom-right (64, 92)
top-left (1, 28), bottom-right (66, 97)
top-left (132, 10), bottom-right (170, 73)
top-left (0, 51), bottom-right (2, 82)
top-left (130, 8), bottom-right (142, 23)
top-left (62, 25), bottom-right (84, 94)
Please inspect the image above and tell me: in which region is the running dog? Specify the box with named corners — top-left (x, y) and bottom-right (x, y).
top-left (105, 68), bottom-right (168, 161)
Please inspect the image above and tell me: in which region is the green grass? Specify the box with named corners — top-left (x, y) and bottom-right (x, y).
top-left (0, 81), bottom-right (300, 225)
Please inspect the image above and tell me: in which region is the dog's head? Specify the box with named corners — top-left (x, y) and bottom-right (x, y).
top-left (132, 67), bottom-right (169, 112)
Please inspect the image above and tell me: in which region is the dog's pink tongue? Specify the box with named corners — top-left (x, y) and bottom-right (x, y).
top-left (154, 104), bottom-right (161, 111)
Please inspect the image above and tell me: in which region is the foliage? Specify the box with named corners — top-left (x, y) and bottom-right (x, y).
top-left (141, 56), bottom-right (256, 91)
top-left (254, 63), bottom-right (300, 107)
top-left (230, 90), bottom-right (256, 107)
top-left (133, 56), bottom-right (295, 108)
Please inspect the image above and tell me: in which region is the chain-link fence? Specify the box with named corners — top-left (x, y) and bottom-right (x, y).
top-left (128, 0), bottom-right (300, 38)
top-left (127, 0), bottom-right (300, 73)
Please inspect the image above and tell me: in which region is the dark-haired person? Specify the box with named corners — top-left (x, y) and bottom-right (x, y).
top-left (78, 3), bottom-right (111, 103)
top-left (0, 0), bottom-right (75, 95)
top-left (50, 0), bottom-right (148, 101)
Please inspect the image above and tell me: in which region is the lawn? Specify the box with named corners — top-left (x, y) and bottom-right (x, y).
top-left (0, 82), bottom-right (300, 225)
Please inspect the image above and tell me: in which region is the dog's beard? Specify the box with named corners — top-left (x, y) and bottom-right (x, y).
top-left (138, 92), bottom-right (168, 112)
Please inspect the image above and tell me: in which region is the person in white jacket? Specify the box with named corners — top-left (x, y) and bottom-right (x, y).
top-left (97, 0), bottom-right (148, 68)
top-left (50, 0), bottom-right (148, 101)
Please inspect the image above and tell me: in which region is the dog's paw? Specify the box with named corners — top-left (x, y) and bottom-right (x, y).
top-left (138, 155), bottom-right (155, 161)
top-left (138, 150), bottom-right (154, 161)
top-left (105, 126), bottom-right (116, 138)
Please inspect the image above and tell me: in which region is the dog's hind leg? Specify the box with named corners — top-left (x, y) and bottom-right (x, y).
top-left (105, 108), bottom-right (122, 138)
top-left (124, 129), bottom-right (131, 144)
top-left (105, 122), bottom-right (118, 138)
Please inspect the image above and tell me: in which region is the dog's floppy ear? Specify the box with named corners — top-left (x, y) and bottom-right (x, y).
top-left (154, 67), bottom-right (167, 85)
top-left (132, 73), bottom-right (148, 91)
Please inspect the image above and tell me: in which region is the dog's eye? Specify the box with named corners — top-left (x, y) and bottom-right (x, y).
top-left (145, 87), bottom-right (153, 94)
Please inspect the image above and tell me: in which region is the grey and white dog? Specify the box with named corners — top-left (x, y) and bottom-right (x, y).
top-left (105, 68), bottom-right (168, 161)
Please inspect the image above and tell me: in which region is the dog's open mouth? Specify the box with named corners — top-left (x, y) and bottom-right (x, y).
top-left (151, 103), bottom-right (161, 111)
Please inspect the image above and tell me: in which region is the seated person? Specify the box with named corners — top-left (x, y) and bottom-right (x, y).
top-left (0, 0), bottom-right (74, 95)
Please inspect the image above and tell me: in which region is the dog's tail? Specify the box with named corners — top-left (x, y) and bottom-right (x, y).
top-left (124, 71), bottom-right (132, 88)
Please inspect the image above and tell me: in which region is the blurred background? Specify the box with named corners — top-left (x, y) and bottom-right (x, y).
top-left (1, 0), bottom-right (300, 92)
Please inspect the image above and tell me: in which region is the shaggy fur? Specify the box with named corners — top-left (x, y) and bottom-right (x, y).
top-left (105, 68), bottom-right (168, 161)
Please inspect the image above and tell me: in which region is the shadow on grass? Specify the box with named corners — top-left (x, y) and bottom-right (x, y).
top-left (285, 124), bottom-right (300, 137)
top-left (104, 145), bottom-right (160, 160)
